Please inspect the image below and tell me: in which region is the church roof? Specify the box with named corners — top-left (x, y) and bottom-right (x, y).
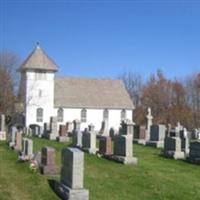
top-left (54, 76), bottom-right (134, 109)
top-left (19, 45), bottom-right (58, 72)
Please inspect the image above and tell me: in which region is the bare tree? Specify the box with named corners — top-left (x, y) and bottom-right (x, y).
top-left (185, 73), bottom-right (200, 128)
top-left (119, 71), bottom-right (143, 107)
top-left (0, 51), bottom-right (21, 114)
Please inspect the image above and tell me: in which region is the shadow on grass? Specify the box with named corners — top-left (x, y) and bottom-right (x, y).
top-left (48, 179), bottom-right (68, 200)
top-left (48, 179), bottom-right (64, 200)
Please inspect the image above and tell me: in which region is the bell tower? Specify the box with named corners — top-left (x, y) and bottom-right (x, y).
top-left (19, 44), bottom-right (58, 127)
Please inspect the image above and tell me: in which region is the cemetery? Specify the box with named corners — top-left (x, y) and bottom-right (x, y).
top-left (1, 112), bottom-right (200, 200)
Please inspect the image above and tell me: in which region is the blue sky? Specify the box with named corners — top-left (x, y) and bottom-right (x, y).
top-left (0, 0), bottom-right (200, 80)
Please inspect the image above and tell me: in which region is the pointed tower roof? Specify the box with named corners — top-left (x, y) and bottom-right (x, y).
top-left (19, 43), bottom-right (58, 72)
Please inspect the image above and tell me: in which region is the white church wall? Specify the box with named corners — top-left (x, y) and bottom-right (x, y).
top-left (25, 71), bottom-right (55, 127)
top-left (54, 108), bottom-right (133, 131)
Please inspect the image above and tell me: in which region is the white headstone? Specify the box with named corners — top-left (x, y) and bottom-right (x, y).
top-left (146, 107), bottom-right (153, 141)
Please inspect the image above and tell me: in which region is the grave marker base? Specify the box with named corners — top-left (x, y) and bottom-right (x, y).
top-left (53, 181), bottom-right (89, 200)
top-left (110, 155), bottom-right (138, 165)
top-left (163, 150), bottom-right (185, 160)
top-left (133, 139), bottom-right (146, 145)
top-left (82, 147), bottom-right (98, 155)
top-left (146, 141), bottom-right (164, 148)
top-left (57, 136), bottom-right (70, 143)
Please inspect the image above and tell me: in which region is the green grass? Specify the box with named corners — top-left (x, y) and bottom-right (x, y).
top-left (0, 137), bottom-right (200, 200)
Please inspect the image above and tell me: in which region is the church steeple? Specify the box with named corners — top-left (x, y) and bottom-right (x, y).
top-left (19, 43), bottom-right (58, 72)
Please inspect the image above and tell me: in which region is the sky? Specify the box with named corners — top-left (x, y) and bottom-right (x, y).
top-left (0, 0), bottom-right (200, 80)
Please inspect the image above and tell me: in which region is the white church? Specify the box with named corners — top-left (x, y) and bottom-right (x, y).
top-left (19, 45), bottom-right (134, 131)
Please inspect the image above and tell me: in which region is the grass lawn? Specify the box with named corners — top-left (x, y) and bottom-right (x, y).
top-left (0, 137), bottom-right (200, 200)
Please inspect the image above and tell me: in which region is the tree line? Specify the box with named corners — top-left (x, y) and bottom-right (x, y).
top-left (119, 70), bottom-right (200, 130)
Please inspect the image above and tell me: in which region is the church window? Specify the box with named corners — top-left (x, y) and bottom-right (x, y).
top-left (57, 108), bottom-right (64, 122)
top-left (103, 109), bottom-right (109, 120)
top-left (81, 109), bottom-right (87, 122)
top-left (121, 109), bottom-right (126, 121)
top-left (36, 108), bottom-right (43, 122)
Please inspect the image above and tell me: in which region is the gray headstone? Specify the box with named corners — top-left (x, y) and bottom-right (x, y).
top-left (72, 120), bottom-right (82, 147)
top-left (55, 147), bottom-right (89, 200)
top-left (112, 134), bottom-right (138, 165)
top-left (0, 114), bottom-right (5, 132)
top-left (163, 136), bottom-right (185, 159)
top-left (82, 127), bottom-right (97, 154)
top-left (61, 148), bottom-right (84, 189)
top-left (150, 124), bottom-right (166, 141)
top-left (189, 141), bottom-right (200, 164)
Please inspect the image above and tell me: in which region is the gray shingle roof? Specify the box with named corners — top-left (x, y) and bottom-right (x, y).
top-left (19, 46), bottom-right (58, 72)
top-left (54, 76), bottom-right (134, 109)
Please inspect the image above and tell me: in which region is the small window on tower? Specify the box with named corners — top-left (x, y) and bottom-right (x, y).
top-left (38, 89), bottom-right (42, 97)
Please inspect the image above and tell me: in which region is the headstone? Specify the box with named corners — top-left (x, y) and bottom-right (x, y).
top-left (0, 114), bottom-right (6, 141)
top-left (99, 120), bottom-right (109, 136)
top-left (57, 125), bottom-right (70, 142)
top-left (180, 128), bottom-right (190, 156)
top-left (163, 137), bottom-right (185, 159)
top-left (146, 107), bottom-right (153, 141)
top-left (55, 148), bottom-right (89, 200)
top-left (99, 136), bottom-right (113, 156)
top-left (40, 147), bottom-right (59, 175)
top-left (188, 141), bottom-right (200, 164)
top-left (46, 117), bottom-right (59, 140)
top-left (120, 119), bottom-right (135, 135)
top-left (0, 114), bottom-right (6, 131)
top-left (34, 126), bottom-right (39, 137)
top-left (175, 122), bottom-right (183, 133)
top-left (66, 121), bottom-right (73, 133)
top-left (9, 126), bottom-right (17, 147)
top-left (109, 127), bottom-right (116, 140)
top-left (82, 124), bottom-right (97, 154)
top-left (72, 120), bottom-right (82, 147)
top-left (39, 126), bottom-right (43, 138)
top-left (44, 122), bottom-right (51, 136)
top-left (0, 131), bottom-right (6, 141)
top-left (111, 134), bottom-right (138, 165)
top-left (14, 132), bottom-right (22, 151)
top-left (133, 125), bottom-right (146, 145)
top-left (19, 138), bottom-right (33, 160)
top-left (59, 125), bottom-right (67, 136)
top-left (146, 124), bottom-right (166, 148)
top-left (166, 124), bottom-right (172, 137)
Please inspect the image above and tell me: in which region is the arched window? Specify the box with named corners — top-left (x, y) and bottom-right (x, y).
top-left (81, 108), bottom-right (87, 122)
top-left (57, 108), bottom-right (64, 122)
top-left (121, 109), bottom-right (126, 121)
top-left (103, 109), bottom-right (109, 121)
top-left (36, 108), bottom-right (43, 122)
